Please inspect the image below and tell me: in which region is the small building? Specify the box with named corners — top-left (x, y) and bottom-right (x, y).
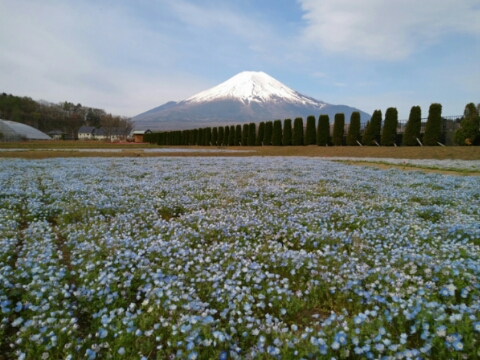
top-left (47, 130), bottom-right (65, 140)
top-left (78, 126), bottom-right (96, 140)
top-left (132, 130), bottom-right (151, 143)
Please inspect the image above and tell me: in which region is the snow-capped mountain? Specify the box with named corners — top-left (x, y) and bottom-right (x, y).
top-left (133, 71), bottom-right (370, 130)
top-left (185, 71), bottom-right (324, 107)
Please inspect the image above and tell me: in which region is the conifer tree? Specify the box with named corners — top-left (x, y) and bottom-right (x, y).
top-left (235, 125), bottom-right (242, 145)
top-left (228, 125), bottom-right (235, 145)
top-left (257, 122), bottom-right (265, 145)
top-left (218, 126), bottom-right (225, 145)
top-left (346, 112), bottom-right (361, 146)
top-left (402, 106), bottom-right (422, 146)
top-left (224, 126), bottom-right (230, 146)
top-left (192, 129), bottom-right (198, 145)
top-left (362, 110), bottom-right (382, 145)
top-left (292, 117), bottom-right (304, 145)
top-left (454, 103), bottom-right (480, 145)
top-left (381, 108), bottom-right (398, 146)
top-left (196, 128), bottom-right (203, 145)
top-left (317, 114), bottom-right (330, 146)
top-left (282, 119), bottom-right (292, 145)
top-left (242, 124), bottom-right (249, 145)
top-left (212, 127), bottom-right (218, 145)
top-left (305, 115), bottom-right (316, 145)
top-left (272, 120), bottom-right (282, 146)
top-left (248, 123), bottom-right (256, 146)
top-left (205, 127), bottom-right (212, 146)
top-left (264, 121), bottom-right (273, 145)
top-left (332, 113), bottom-right (345, 146)
top-left (423, 103), bottom-right (442, 145)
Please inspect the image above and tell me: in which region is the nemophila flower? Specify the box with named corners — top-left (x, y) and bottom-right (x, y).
top-left (219, 351), bottom-right (228, 360)
top-left (474, 322), bottom-right (480, 332)
top-left (188, 351), bottom-right (198, 360)
top-left (452, 341), bottom-right (464, 351)
top-left (331, 341), bottom-right (340, 350)
top-left (118, 347), bottom-right (125, 355)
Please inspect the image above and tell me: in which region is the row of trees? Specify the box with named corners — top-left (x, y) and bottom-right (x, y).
top-left (146, 102), bottom-right (463, 146)
top-left (0, 92), bottom-right (131, 138)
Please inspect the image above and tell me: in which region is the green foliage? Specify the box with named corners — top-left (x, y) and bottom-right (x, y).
top-left (256, 122), bottom-right (265, 145)
top-left (212, 127), bottom-right (218, 145)
top-left (305, 115), bottom-right (316, 145)
top-left (204, 127), bottom-right (212, 146)
top-left (218, 126), bottom-right (225, 146)
top-left (346, 112), bottom-right (361, 146)
top-left (454, 103), bottom-right (480, 145)
top-left (282, 119), bottom-right (292, 146)
top-left (224, 126), bottom-right (230, 146)
top-left (228, 125), bottom-right (235, 146)
top-left (0, 92), bottom-right (87, 137)
top-left (248, 123), bottom-right (256, 146)
top-left (196, 128), bottom-right (203, 145)
top-left (317, 115), bottom-right (330, 146)
top-left (242, 124), bottom-right (249, 146)
top-left (192, 129), bottom-right (198, 145)
top-left (235, 125), bottom-right (242, 146)
top-left (402, 106), bottom-right (422, 146)
top-left (423, 103), bottom-right (442, 146)
top-left (272, 120), bottom-right (282, 146)
top-left (264, 121), bottom-right (273, 145)
top-left (381, 107), bottom-right (398, 146)
top-left (292, 117), bottom-right (304, 145)
top-left (332, 113), bottom-right (345, 146)
top-left (362, 110), bottom-right (382, 146)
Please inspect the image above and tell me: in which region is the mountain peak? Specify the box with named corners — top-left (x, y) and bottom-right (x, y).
top-left (185, 71), bottom-right (323, 107)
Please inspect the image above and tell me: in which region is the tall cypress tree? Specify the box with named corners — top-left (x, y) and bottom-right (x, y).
top-left (228, 125), bottom-right (235, 145)
top-left (204, 127), bottom-right (212, 146)
top-left (402, 106), bottom-right (422, 146)
top-left (272, 120), bottom-right (282, 146)
top-left (346, 112), bottom-right (361, 146)
top-left (196, 128), bottom-right (203, 145)
top-left (192, 129), bottom-right (198, 145)
top-left (264, 121), bottom-right (273, 145)
top-left (257, 122), bottom-right (265, 145)
top-left (242, 124), bottom-right (249, 145)
top-left (283, 119), bottom-right (292, 146)
top-left (317, 114), bottom-right (330, 146)
top-left (212, 127), bottom-right (218, 145)
top-left (332, 113), bottom-right (345, 146)
top-left (248, 123), bottom-right (256, 146)
top-left (362, 110), bottom-right (382, 145)
top-left (235, 125), bottom-right (242, 146)
top-left (218, 126), bottom-right (224, 146)
top-left (292, 117), bottom-right (304, 145)
top-left (381, 108), bottom-right (398, 146)
top-left (454, 103), bottom-right (480, 145)
top-left (305, 115), bottom-right (316, 145)
top-left (423, 103), bottom-right (442, 146)
top-left (224, 126), bottom-right (230, 146)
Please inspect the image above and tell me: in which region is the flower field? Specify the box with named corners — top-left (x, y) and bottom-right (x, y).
top-left (1, 157), bottom-right (480, 359)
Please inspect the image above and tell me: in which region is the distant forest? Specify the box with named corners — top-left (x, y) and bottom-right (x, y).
top-left (0, 92), bottom-right (131, 138)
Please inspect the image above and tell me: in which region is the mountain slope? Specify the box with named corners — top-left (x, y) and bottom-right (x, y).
top-left (133, 71), bottom-right (370, 130)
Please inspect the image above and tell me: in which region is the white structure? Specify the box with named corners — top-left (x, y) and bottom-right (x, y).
top-left (0, 119), bottom-right (51, 141)
top-left (78, 126), bottom-right (96, 140)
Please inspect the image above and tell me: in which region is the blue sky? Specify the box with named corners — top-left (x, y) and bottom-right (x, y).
top-left (1, 0), bottom-right (479, 120)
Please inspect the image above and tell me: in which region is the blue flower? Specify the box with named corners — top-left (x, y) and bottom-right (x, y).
top-left (452, 341), bottom-right (464, 351)
top-left (473, 322), bottom-right (480, 333)
top-left (219, 351), bottom-right (228, 360)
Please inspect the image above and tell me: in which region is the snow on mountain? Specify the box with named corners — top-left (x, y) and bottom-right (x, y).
top-left (185, 71), bottom-right (325, 108)
top-left (132, 71), bottom-right (371, 130)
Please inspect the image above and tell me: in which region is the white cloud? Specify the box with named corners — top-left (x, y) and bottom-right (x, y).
top-left (298, 0), bottom-right (480, 60)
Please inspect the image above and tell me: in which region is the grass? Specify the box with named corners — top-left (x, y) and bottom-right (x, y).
top-left (1, 141), bottom-right (480, 161)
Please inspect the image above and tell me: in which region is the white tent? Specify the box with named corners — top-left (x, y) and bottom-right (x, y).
top-left (0, 120), bottom-right (51, 141)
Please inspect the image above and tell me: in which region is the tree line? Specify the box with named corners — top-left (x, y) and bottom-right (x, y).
top-left (0, 92), bottom-right (131, 138)
top-left (145, 103), bottom-right (480, 146)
